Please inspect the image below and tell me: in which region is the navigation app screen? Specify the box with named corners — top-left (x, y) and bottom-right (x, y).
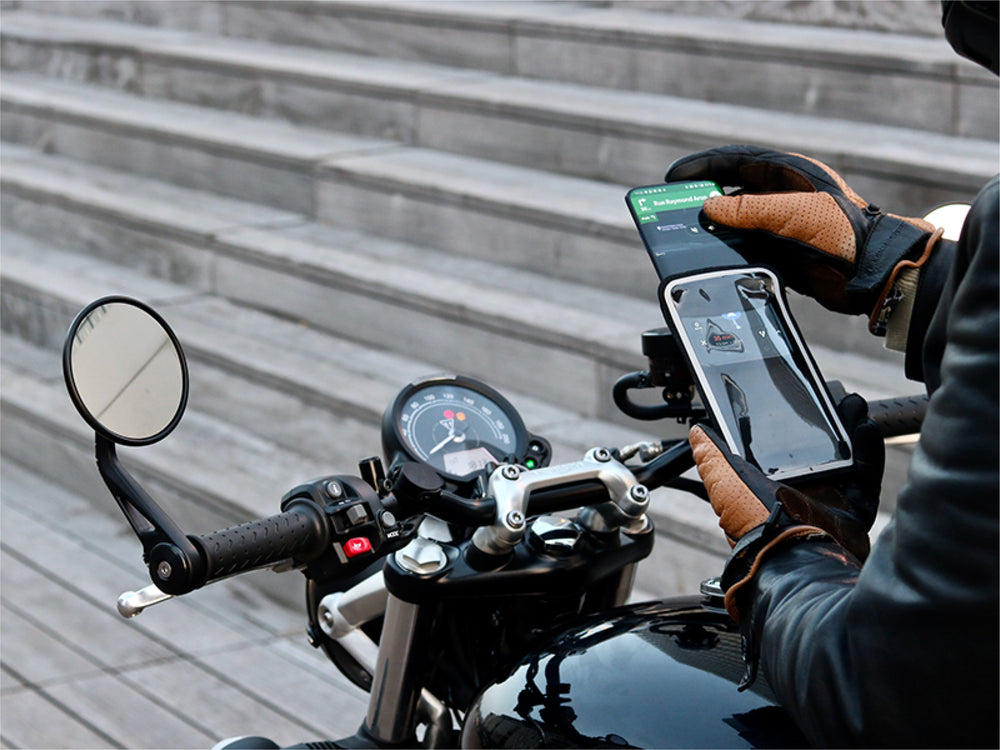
top-left (627, 182), bottom-right (746, 280)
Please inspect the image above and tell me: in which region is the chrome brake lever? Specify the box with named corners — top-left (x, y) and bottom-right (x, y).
top-left (117, 584), bottom-right (174, 618)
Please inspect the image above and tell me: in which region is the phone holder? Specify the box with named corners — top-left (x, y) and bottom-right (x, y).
top-left (612, 328), bottom-right (704, 422)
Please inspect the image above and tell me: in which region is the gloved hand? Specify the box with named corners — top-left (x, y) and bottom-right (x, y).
top-left (690, 394), bottom-right (884, 622)
top-left (665, 145), bottom-right (943, 329)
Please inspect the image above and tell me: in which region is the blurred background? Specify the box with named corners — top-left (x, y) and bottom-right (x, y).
top-left (1, 1), bottom-right (997, 746)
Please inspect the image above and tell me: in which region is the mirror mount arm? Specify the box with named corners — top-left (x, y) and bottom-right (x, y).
top-left (95, 435), bottom-right (206, 594)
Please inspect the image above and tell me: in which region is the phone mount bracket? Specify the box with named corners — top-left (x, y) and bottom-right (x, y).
top-left (613, 328), bottom-right (705, 422)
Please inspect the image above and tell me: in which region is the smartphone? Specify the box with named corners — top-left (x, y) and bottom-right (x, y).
top-left (660, 268), bottom-right (853, 481)
top-left (626, 181), bottom-right (746, 280)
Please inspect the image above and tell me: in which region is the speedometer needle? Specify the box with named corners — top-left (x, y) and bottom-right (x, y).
top-left (428, 433), bottom-right (457, 455)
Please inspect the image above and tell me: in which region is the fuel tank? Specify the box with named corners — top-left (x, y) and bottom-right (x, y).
top-left (461, 596), bottom-right (808, 748)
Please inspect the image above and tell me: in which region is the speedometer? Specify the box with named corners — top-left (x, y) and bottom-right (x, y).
top-left (382, 375), bottom-right (550, 484)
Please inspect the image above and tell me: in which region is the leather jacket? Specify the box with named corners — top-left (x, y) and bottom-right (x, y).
top-left (742, 176), bottom-right (999, 747)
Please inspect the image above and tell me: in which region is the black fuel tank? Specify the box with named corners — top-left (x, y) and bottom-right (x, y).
top-left (461, 597), bottom-right (808, 748)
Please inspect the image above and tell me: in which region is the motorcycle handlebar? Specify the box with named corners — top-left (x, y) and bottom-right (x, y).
top-left (180, 393), bottom-right (926, 588)
top-left (193, 499), bottom-right (329, 585)
top-left (866, 394), bottom-right (927, 438)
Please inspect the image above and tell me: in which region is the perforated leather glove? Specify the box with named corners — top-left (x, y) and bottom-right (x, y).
top-left (690, 394), bottom-right (884, 622)
top-left (665, 146), bottom-right (943, 332)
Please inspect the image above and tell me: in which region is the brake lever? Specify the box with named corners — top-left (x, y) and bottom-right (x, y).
top-left (117, 584), bottom-right (174, 618)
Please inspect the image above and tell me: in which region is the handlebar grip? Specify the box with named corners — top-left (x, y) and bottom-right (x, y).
top-left (194, 500), bottom-right (328, 583)
top-left (867, 394), bottom-right (927, 438)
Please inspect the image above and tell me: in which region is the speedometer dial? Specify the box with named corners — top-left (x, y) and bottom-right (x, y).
top-left (401, 384), bottom-right (515, 476)
top-left (382, 375), bottom-right (550, 483)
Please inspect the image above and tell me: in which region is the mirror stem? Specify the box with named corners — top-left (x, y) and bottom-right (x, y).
top-left (95, 435), bottom-right (205, 594)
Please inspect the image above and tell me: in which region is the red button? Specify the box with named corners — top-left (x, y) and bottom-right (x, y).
top-left (344, 537), bottom-right (372, 558)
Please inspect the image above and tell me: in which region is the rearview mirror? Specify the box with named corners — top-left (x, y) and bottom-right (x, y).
top-left (63, 297), bottom-right (189, 445)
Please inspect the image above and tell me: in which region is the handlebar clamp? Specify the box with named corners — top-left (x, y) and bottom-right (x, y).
top-left (470, 449), bottom-right (650, 556)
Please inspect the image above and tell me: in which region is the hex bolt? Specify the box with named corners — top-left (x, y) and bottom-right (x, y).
top-left (325, 480), bottom-right (343, 499)
top-left (157, 561), bottom-right (173, 580)
top-left (506, 510), bottom-right (525, 528)
top-left (501, 465), bottom-right (521, 480)
top-left (629, 485), bottom-right (650, 502)
top-left (594, 447), bottom-right (612, 462)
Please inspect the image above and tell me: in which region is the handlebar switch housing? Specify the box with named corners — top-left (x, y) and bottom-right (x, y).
top-left (283, 475), bottom-right (414, 584)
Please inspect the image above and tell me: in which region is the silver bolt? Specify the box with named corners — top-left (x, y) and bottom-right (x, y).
top-left (325, 480), bottom-right (343, 499)
top-left (594, 447), bottom-right (612, 462)
top-left (629, 485), bottom-right (650, 502)
top-left (322, 609), bottom-right (334, 625)
top-left (501, 465), bottom-right (521, 480)
top-left (506, 510), bottom-right (525, 528)
top-left (157, 561), bottom-right (172, 580)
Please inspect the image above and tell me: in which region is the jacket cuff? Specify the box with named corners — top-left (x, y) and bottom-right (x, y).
top-left (721, 524), bottom-right (833, 622)
top-left (847, 215), bottom-right (930, 311)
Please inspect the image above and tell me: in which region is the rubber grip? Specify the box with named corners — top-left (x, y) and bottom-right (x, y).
top-left (195, 501), bottom-right (328, 582)
top-left (866, 394), bottom-right (927, 438)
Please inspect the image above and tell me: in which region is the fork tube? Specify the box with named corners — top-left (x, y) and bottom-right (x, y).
top-left (364, 594), bottom-right (427, 744)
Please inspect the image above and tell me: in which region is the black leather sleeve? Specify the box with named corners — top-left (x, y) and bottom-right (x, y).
top-left (742, 176), bottom-right (999, 748)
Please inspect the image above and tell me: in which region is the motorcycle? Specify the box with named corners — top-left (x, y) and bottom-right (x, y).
top-left (59, 202), bottom-right (964, 749)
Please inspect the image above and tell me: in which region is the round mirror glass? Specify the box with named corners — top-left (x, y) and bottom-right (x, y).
top-left (923, 202), bottom-right (971, 241)
top-left (63, 297), bottom-right (189, 445)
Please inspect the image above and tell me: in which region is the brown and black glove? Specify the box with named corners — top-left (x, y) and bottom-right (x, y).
top-left (665, 145), bottom-right (943, 332)
top-left (690, 394), bottom-right (884, 623)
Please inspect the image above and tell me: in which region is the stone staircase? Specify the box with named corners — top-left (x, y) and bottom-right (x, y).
top-left (2, 0), bottom-right (995, 602)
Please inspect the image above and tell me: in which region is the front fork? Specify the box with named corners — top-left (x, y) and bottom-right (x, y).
top-left (365, 594), bottom-right (433, 743)
top-left (317, 575), bottom-right (451, 746)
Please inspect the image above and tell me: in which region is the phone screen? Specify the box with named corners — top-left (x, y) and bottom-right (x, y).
top-left (626, 182), bottom-right (746, 280)
top-left (663, 269), bottom-right (851, 479)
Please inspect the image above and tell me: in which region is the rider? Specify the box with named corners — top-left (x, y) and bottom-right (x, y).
top-left (666, 3), bottom-right (999, 746)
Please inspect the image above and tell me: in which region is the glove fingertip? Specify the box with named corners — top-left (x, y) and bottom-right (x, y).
top-left (689, 423), bottom-right (726, 453)
top-left (701, 194), bottom-right (739, 224)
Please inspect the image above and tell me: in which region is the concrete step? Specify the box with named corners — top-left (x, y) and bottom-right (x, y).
top-left (1, 24), bottom-right (995, 215)
top-left (4, 74), bottom-right (994, 314)
top-left (0, 145), bottom-right (662, 420)
top-left (0, 73), bottom-right (656, 297)
top-left (6, 1), bottom-right (995, 139)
